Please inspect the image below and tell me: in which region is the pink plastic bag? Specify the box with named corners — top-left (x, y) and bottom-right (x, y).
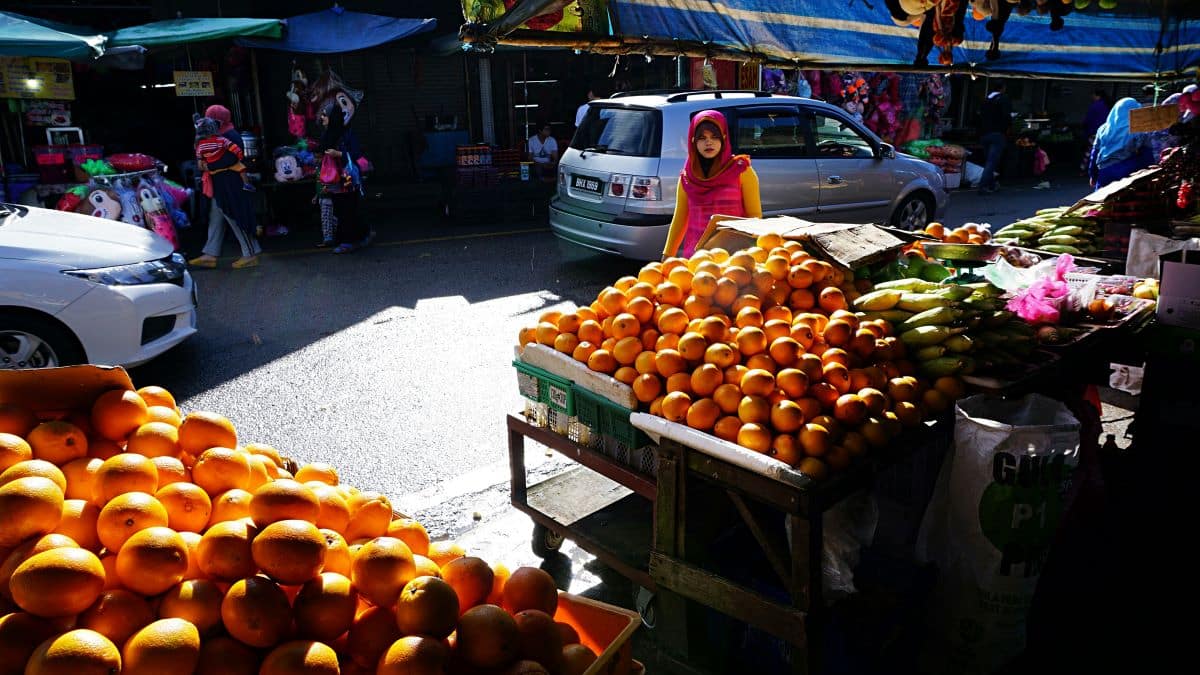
top-left (318, 154), bottom-right (340, 184)
top-left (1007, 254), bottom-right (1075, 323)
top-left (287, 111), bottom-right (306, 138)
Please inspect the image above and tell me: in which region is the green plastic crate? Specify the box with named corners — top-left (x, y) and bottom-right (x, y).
top-left (572, 384), bottom-right (650, 449)
top-left (513, 360), bottom-right (574, 415)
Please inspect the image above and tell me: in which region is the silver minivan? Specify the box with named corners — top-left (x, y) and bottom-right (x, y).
top-left (551, 91), bottom-right (950, 260)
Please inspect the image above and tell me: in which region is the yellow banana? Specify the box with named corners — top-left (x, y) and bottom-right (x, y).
top-left (897, 293), bottom-right (953, 313)
top-left (898, 325), bottom-right (965, 347)
top-left (852, 289), bottom-right (905, 311)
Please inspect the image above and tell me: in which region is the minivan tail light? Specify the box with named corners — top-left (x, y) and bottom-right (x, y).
top-left (609, 174), bottom-right (660, 200)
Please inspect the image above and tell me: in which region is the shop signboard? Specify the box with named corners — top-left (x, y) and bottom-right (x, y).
top-left (21, 100), bottom-right (71, 126)
top-left (462, 0), bottom-right (609, 33)
top-left (0, 57), bottom-right (75, 100)
top-left (173, 70), bottom-right (215, 97)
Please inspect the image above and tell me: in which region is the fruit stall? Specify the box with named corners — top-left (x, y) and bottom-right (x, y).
top-left (0, 365), bottom-right (642, 675)
top-left (511, 214), bottom-right (1184, 673)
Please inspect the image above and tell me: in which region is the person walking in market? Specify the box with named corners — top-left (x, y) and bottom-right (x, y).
top-left (188, 104), bottom-right (262, 269)
top-left (316, 100), bottom-right (369, 254)
top-left (1080, 88), bottom-right (1113, 174)
top-left (1087, 97), bottom-right (1155, 189)
top-left (977, 82), bottom-right (1011, 194)
top-left (661, 110), bottom-right (762, 259)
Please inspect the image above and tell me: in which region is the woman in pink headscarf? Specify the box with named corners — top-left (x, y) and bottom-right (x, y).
top-left (661, 110), bottom-right (762, 259)
top-left (188, 104), bottom-right (262, 269)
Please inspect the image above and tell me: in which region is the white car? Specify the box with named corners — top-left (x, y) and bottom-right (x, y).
top-left (0, 203), bottom-right (197, 369)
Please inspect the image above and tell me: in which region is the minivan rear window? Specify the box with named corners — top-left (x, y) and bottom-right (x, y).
top-left (571, 106), bottom-right (661, 157)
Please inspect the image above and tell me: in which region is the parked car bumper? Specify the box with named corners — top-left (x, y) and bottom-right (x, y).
top-left (550, 199), bottom-right (670, 261)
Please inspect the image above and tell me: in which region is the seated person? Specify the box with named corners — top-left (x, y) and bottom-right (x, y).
top-left (527, 122), bottom-right (558, 182)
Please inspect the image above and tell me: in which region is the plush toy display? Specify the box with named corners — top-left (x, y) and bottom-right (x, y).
top-left (114, 179), bottom-right (144, 228)
top-left (274, 147), bottom-right (304, 182)
top-left (307, 69), bottom-right (363, 126)
top-left (75, 188), bottom-right (122, 220)
top-left (840, 74), bottom-right (869, 122)
top-left (137, 178), bottom-right (178, 249)
top-left (865, 73), bottom-right (903, 143)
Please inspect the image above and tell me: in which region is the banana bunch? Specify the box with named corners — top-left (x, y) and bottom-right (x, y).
top-left (992, 206), bottom-right (1102, 257)
top-left (855, 279), bottom-right (1036, 377)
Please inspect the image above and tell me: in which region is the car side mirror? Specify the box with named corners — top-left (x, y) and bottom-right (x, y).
top-left (877, 143), bottom-right (896, 160)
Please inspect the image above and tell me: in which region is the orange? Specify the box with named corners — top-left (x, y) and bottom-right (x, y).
top-left (196, 519), bottom-right (258, 581)
top-left (768, 337), bottom-right (803, 368)
top-left (769, 400), bottom-right (805, 433)
top-left (177, 412), bottom-right (237, 457)
top-left (652, 281), bottom-right (682, 307)
top-left (842, 431), bottom-right (869, 458)
top-left (633, 349), bottom-right (658, 376)
top-left (176, 531), bottom-right (203, 580)
top-left (597, 287), bottom-right (628, 316)
top-left (696, 316), bottom-right (726, 343)
top-left (653, 349), bottom-right (687, 377)
top-left (612, 336), bottom-right (642, 366)
top-left (887, 377), bottom-right (918, 403)
top-left (292, 572), bottom-right (357, 642)
top-left (763, 319), bottom-right (791, 343)
top-left (586, 349), bottom-right (617, 374)
top-left (535, 322), bottom-right (559, 347)
top-left (259, 640), bottom-right (340, 675)
top-left (667, 266), bottom-right (694, 294)
top-left (11, 548), bottom-right (105, 617)
top-left (823, 363), bottom-right (852, 394)
top-left (0, 432), bottom-right (33, 473)
top-left (351, 536), bottom-right (416, 607)
top-left (796, 457), bottom-right (829, 481)
top-left (240, 455), bottom-right (269, 491)
top-left (252, 519), bottom-right (326, 585)
top-left (158, 578), bottom-right (224, 636)
top-left (811, 415), bottom-right (843, 441)
top-left (457, 604), bottom-right (521, 669)
top-left (572, 341), bottom-right (598, 363)
top-left (638, 264), bottom-right (666, 285)
top-left (0, 533), bottom-right (77, 601)
top-left (689, 364), bottom-right (724, 397)
top-left (54, 499), bottom-right (102, 551)
top-left (739, 369), bottom-right (775, 398)
top-left (737, 395), bottom-right (770, 425)
top-left (518, 327), bottom-right (538, 347)
top-left (150, 456), bottom-right (189, 487)
top-left (427, 541), bottom-right (466, 569)
top-left (208, 488), bottom-right (253, 525)
top-left (503, 566), bottom-right (559, 617)
top-left (736, 423), bottom-right (771, 453)
top-left (768, 434), bottom-right (802, 466)
top-left (0, 476), bottom-right (65, 548)
top-left (712, 416), bottom-right (743, 443)
top-left (154, 482), bottom-right (211, 534)
top-left (848, 329), bottom-right (877, 359)
top-left (27, 421), bottom-right (88, 466)
top-left (859, 388), bottom-right (889, 417)
top-left (554, 332), bottom-right (580, 355)
top-left (723, 365), bottom-right (749, 387)
top-left (922, 388), bottom-right (951, 414)
top-left (660, 391), bottom-right (691, 423)
top-left (745, 353), bottom-right (777, 374)
top-left (0, 404), bottom-right (38, 437)
top-left (135, 385), bottom-right (176, 409)
top-left (125, 422), bottom-right (180, 459)
top-left (711, 384), bottom-right (743, 415)
top-left (378, 635), bottom-right (450, 675)
top-left (893, 401), bottom-right (923, 427)
top-left (90, 389), bottom-right (149, 443)
top-left (347, 604), bottom-right (403, 668)
top-left (190, 447), bottom-right (252, 497)
top-left (442, 556), bottom-right (494, 615)
top-left (632, 374), bottom-right (662, 404)
top-left (775, 369), bottom-right (809, 399)
top-left (91, 452), bottom-right (157, 505)
top-left (676, 332), bottom-right (707, 362)
top-left (713, 277), bottom-right (740, 307)
top-left (690, 271), bottom-right (719, 298)
top-left (345, 491), bottom-right (393, 542)
top-left (682, 294), bottom-right (712, 320)
top-left (120, 617), bottom-right (201, 673)
top-left (513, 610), bottom-right (563, 672)
top-left (486, 560), bottom-right (512, 606)
top-left (77, 588), bottom-right (155, 647)
top-left (818, 287), bottom-right (847, 313)
top-left (684, 398), bottom-right (721, 431)
top-left (24, 628), bottom-right (121, 674)
top-left (115, 526), bottom-right (188, 596)
top-left (555, 312), bottom-right (582, 334)
top-left (249, 479), bottom-right (319, 528)
top-left (196, 637), bottom-right (258, 675)
top-left (933, 376), bottom-right (966, 399)
top-left (786, 265), bottom-right (814, 289)
top-left (221, 575), bottom-right (292, 648)
top-left (308, 484), bottom-right (351, 533)
top-left (833, 394), bottom-right (868, 426)
top-left (799, 424), bottom-right (831, 457)
top-left (821, 320), bottom-right (853, 348)
top-left (610, 312), bottom-right (642, 340)
top-left (735, 326), bottom-right (767, 356)
top-left (316, 528), bottom-right (351, 578)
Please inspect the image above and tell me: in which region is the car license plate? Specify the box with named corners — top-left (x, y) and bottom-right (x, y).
top-left (572, 175), bottom-right (602, 193)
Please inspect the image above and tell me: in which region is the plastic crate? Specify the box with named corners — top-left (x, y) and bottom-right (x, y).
top-left (513, 360), bottom-right (574, 416)
top-left (572, 385), bottom-right (649, 450)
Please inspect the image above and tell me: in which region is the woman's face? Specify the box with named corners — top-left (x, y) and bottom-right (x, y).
top-left (318, 112), bottom-right (329, 127)
top-left (695, 128), bottom-right (722, 159)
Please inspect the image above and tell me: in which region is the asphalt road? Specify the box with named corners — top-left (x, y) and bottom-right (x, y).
top-left (129, 176), bottom-right (1094, 534)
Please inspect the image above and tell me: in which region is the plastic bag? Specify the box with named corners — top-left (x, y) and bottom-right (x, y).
top-left (916, 394), bottom-right (1080, 675)
top-left (1006, 254), bottom-right (1075, 323)
top-left (820, 490), bottom-right (878, 601)
top-left (318, 154), bottom-right (340, 185)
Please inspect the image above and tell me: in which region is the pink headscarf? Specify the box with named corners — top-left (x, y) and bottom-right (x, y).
top-left (680, 110), bottom-right (749, 200)
top-left (204, 105), bottom-right (234, 134)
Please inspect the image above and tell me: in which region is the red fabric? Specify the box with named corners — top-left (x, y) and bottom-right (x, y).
top-left (200, 172), bottom-right (214, 199)
top-left (679, 110), bottom-right (750, 256)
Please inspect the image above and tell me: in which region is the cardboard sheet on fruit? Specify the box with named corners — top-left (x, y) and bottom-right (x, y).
top-left (697, 215), bottom-right (907, 270)
top-left (0, 366), bottom-right (638, 675)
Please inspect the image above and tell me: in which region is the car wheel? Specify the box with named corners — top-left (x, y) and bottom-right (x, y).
top-left (891, 193), bottom-right (933, 231)
top-left (0, 312), bottom-right (85, 370)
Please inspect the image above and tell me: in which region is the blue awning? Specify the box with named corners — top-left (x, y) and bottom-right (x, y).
top-left (609, 1), bottom-right (1199, 78)
top-left (236, 8), bottom-right (436, 54)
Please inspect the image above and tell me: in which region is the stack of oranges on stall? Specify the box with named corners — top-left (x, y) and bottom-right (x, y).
top-left (0, 388), bottom-right (597, 675)
top-left (920, 221), bottom-right (992, 245)
top-left (518, 233), bottom-right (966, 479)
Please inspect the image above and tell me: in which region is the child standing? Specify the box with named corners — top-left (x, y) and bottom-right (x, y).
top-left (193, 115), bottom-right (255, 192)
top-left (662, 110), bottom-right (762, 259)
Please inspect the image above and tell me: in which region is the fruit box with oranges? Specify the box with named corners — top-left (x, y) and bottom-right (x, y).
top-left (696, 215), bottom-right (907, 271)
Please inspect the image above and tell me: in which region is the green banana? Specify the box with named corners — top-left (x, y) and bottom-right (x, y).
top-left (943, 334), bottom-right (975, 353)
top-left (983, 310), bottom-right (1015, 328)
top-left (852, 289), bottom-right (905, 311)
top-left (914, 345), bottom-right (947, 361)
top-left (962, 282), bottom-right (1004, 297)
top-left (963, 296), bottom-right (1004, 311)
top-left (1036, 207), bottom-right (1068, 216)
top-left (860, 309), bottom-right (915, 323)
top-left (873, 278), bottom-right (941, 292)
top-left (898, 325), bottom-right (965, 347)
top-left (1039, 244), bottom-right (1083, 255)
top-left (1047, 226), bottom-right (1084, 237)
top-left (1039, 235), bottom-right (1081, 246)
top-left (897, 293), bottom-right (953, 313)
top-left (919, 356), bottom-right (968, 377)
top-left (932, 286), bottom-right (974, 302)
top-left (898, 306), bottom-right (966, 331)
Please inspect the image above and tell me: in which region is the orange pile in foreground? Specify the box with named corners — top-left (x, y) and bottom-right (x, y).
top-left (0, 389), bottom-right (596, 674)
top-left (920, 221), bottom-right (992, 245)
top-left (519, 233), bottom-right (966, 479)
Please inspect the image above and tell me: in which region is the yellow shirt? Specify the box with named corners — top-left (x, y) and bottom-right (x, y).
top-left (662, 166), bottom-right (762, 259)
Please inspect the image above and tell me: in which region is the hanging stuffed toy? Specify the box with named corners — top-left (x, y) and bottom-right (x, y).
top-left (113, 178), bottom-right (144, 228)
top-left (76, 188), bottom-right (122, 220)
top-left (137, 179), bottom-right (178, 249)
top-left (840, 74), bottom-right (869, 123)
top-left (307, 69), bottom-right (363, 126)
top-left (286, 64), bottom-right (309, 139)
top-left (55, 185), bottom-right (89, 212)
top-left (865, 73), bottom-right (903, 143)
top-left (274, 146), bottom-right (304, 182)
top-left (152, 175), bottom-right (191, 230)
top-left (79, 159), bottom-right (116, 179)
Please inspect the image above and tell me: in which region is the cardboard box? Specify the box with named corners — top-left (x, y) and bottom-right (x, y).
top-left (695, 215), bottom-right (905, 270)
top-left (0, 364), bottom-right (132, 414)
top-left (1158, 248), bottom-right (1200, 329)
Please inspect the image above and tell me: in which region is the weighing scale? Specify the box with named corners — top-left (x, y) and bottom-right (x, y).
top-left (921, 242), bottom-right (1001, 284)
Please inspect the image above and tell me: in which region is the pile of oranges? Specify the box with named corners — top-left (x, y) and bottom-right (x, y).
top-left (921, 221), bottom-right (993, 245)
top-left (518, 233), bottom-right (965, 479)
top-left (0, 388), bottom-right (598, 675)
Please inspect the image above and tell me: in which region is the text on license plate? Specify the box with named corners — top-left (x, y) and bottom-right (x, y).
top-left (572, 176), bottom-right (601, 192)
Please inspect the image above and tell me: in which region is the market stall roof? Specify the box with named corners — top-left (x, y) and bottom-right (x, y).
top-left (0, 11), bottom-right (105, 59)
top-left (106, 17), bottom-right (283, 49)
top-left (235, 8), bottom-right (436, 53)
top-left (604, 0), bottom-right (1198, 78)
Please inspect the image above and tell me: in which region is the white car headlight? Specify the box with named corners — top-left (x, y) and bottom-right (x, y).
top-left (63, 253), bottom-right (186, 286)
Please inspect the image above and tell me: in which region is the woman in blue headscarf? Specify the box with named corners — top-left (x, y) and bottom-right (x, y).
top-left (1088, 97), bottom-right (1155, 189)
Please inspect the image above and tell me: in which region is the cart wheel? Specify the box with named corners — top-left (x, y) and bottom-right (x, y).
top-left (531, 523), bottom-right (564, 557)
top-left (635, 587), bottom-right (656, 629)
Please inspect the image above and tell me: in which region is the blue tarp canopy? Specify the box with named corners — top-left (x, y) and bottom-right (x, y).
top-left (609, 1), bottom-right (1200, 78)
top-left (0, 11), bottom-right (105, 59)
top-left (236, 8), bottom-right (436, 53)
top-left (107, 18), bottom-right (283, 48)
